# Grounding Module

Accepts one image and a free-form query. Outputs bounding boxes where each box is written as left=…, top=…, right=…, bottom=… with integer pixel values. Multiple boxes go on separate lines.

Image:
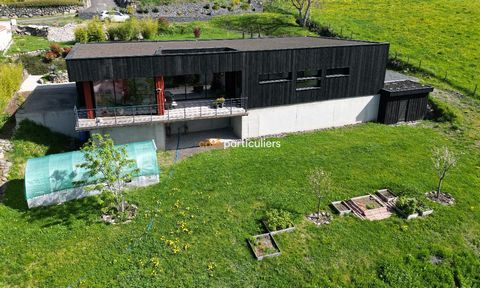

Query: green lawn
left=0, top=0, right=82, bottom=7
left=275, top=0, right=480, bottom=95
left=1, top=119, right=480, bottom=287
left=6, top=35, right=56, bottom=55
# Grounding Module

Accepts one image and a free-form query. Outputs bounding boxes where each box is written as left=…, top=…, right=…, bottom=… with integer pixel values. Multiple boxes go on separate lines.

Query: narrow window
left=259, top=72, right=292, bottom=84
left=296, top=69, right=321, bottom=79
left=326, top=67, right=350, bottom=78
left=296, top=69, right=321, bottom=91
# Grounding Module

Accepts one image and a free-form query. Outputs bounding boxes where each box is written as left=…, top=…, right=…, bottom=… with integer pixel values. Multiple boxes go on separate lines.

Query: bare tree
left=290, top=0, right=318, bottom=26
left=432, top=146, right=457, bottom=198
left=309, top=168, right=332, bottom=217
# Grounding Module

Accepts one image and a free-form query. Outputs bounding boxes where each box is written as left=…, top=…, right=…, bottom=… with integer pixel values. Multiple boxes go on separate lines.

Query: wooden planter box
left=375, top=189, right=397, bottom=204
left=331, top=201, right=352, bottom=216
left=262, top=220, right=296, bottom=235
left=248, top=233, right=281, bottom=261
left=418, top=207, right=434, bottom=217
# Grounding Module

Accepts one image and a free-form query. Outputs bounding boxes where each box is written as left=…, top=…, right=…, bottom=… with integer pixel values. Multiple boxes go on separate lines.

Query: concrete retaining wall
left=16, top=109, right=78, bottom=138
left=237, top=95, right=380, bottom=139
left=92, top=123, right=166, bottom=150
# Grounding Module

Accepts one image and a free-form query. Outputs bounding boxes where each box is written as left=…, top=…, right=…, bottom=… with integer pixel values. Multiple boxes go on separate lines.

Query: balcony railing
left=74, top=97, right=248, bottom=130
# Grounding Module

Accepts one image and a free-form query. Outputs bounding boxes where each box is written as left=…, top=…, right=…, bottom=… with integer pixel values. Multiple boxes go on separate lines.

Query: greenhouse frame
left=25, top=140, right=160, bottom=208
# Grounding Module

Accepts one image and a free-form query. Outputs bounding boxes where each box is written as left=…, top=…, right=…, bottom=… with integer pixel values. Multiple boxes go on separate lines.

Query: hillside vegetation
left=277, top=0, right=480, bottom=95
left=0, top=63, right=23, bottom=113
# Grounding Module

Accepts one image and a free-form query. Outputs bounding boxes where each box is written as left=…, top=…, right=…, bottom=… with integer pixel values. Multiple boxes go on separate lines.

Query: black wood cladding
left=67, top=44, right=389, bottom=108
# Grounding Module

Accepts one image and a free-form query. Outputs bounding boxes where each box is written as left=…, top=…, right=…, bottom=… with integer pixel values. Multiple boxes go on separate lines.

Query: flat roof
left=67, top=36, right=386, bottom=60
left=382, top=80, right=434, bottom=97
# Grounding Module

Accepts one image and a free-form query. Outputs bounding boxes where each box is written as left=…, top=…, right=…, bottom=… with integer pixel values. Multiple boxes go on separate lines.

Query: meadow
left=282, top=0, right=480, bottom=95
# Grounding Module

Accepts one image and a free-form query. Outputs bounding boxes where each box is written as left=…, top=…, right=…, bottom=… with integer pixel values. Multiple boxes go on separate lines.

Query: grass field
left=1, top=119, right=480, bottom=287
left=276, top=0, right=480, bottom=96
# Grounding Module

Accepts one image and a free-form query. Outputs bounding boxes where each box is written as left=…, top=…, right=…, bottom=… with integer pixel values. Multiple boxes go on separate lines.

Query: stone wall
left=0, top=5, right=79, bottom=18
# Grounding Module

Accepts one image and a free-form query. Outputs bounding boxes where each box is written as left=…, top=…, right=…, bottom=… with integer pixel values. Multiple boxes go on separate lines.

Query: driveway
left=80, top=0, right=118, bottom=18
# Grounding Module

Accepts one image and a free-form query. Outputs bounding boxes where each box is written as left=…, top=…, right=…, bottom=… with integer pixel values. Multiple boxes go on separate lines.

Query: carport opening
left=165, top=118, right=241, bottom=150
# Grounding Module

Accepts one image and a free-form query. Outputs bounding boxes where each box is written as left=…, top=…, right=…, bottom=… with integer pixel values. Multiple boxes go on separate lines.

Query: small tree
left=309, top=168, right=332, bottom=217
left=78, top=134, right=139, bottom=215
left=432, top=146, right=457, bottom=198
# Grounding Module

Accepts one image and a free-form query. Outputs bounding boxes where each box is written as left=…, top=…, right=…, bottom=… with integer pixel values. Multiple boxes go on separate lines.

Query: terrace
left=74, top=97, right=248, bottom=130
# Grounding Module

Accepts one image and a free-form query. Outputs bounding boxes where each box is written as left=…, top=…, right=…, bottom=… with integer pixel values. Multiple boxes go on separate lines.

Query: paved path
left=18, top=75, right=42, bottom=93
left=82, top=0, right=118, bottom=14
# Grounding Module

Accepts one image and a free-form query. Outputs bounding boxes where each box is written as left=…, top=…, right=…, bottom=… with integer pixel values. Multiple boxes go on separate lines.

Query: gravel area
left=47, top=23, right=77, bottom=42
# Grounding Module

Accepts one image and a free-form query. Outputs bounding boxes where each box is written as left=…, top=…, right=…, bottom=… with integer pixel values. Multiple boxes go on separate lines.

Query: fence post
left=474, top=84, right=478, bottom=97
left=350, top=31, right=353, bottom=39
left=114, top=107, right=117, bottom=125
left=419, top=60, right=422, bottom=70
left=444, top=71, right=448, bottom=81
left=407, top=55, right=410, bottom=66
left=340, top=27, right=343, bottom=35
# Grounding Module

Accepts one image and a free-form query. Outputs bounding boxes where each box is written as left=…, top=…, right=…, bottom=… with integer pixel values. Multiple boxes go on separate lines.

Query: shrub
left=43, top=51, right=56, bottom=63
left=141, top=17, right=159, bottom=40
left=240, top=2, right=250, bottom=10
left=396, top=196, right=418, bottom=215
left=107, top=25, right=119, bottom=41
left=212, top=3, right=219, bottom=10
left=231, top=0, right=240, bottom=6
left=0, top=63, right=23, bottom=113
left=49, top=43, right=62, bottom=57
left=87, top=17, right=106, bottom=42
left=264, top=209, right=295, bottom=231
left=126, top=4, right=135, bottom=14
left=157, top=17, right=170, bottom=33
left=74, top=26, right=88, bottom=43
left=192, top=26, right=201, bottom=38
left=62, top=47, right=72, bottom=57
left=116, top=18, right=141, bottom=41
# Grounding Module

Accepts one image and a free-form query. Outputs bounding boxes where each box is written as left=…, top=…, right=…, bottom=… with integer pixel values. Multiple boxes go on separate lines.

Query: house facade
left=66, top=37, right=390, bottom=149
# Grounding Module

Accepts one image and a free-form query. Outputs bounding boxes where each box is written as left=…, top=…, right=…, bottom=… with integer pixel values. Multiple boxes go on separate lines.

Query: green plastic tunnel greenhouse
left=25, top=140, right=160, bottom=208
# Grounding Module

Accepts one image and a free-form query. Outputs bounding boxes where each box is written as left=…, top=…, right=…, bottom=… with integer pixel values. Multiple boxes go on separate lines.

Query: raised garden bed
left=375, top=189, right=397, bottom=204
left=395, top=208, right=419, bottom=220
left=331, top=201, right=351, bottom=216
left=248, top=233, right=281, bottom=260
left=426, top=191, right=455, bottom=205
left=262, top=220, right=295, bottom=235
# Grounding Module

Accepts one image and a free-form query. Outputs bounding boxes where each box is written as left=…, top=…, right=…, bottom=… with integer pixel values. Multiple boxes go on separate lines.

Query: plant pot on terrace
left=212, top=97, right=225, bottom=108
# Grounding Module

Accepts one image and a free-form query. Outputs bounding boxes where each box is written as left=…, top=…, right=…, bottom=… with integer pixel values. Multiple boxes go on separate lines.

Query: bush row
left=74, top=17, right=170, bottom=43
left=0, top=63, right=23, bottom=113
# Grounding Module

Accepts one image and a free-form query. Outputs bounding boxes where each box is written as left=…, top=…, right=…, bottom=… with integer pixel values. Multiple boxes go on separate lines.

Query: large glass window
left=326, top=67, right=350, bottom=77
left=93, top=78, right=155, bottom=107
left=258, top=72, right=292, bottom=84
left=164, top=73, right=228, bottom=100
left=93, top=80, right=115, bottom=106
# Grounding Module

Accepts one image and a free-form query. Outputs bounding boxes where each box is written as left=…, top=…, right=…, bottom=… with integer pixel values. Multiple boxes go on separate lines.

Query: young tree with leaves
left=78, top=134, right=139, bottom=215
left=432, top=146, right=457, bottom=198
left=309, top=168, right=332, bottom=217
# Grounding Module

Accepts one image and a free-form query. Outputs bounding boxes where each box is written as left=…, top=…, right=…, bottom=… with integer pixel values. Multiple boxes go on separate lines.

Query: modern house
left=65, top=36, right=396, bottom=150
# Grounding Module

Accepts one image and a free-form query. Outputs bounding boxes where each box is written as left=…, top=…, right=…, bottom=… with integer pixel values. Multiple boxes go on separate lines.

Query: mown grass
left=1, top=120, right=480, bottom=287
left=7, top=35, right=51, bottom=55
left=274, top=0, right=480, bottom=96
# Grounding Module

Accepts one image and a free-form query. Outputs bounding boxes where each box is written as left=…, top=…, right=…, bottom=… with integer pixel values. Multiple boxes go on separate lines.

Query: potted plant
left=417, top=202, right=434, bottom=217
left=215, top=97, right=225, bottom=108
left=395, top=196, right=419, bottom=219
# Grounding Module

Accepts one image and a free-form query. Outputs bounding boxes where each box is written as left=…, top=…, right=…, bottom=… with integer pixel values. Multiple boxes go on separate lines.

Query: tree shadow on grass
left=2, top=178, right=102, bottom=228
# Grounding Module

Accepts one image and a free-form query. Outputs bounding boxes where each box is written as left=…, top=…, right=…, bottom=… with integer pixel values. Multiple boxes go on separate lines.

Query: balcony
left=74, top=97, right=248, bottom=130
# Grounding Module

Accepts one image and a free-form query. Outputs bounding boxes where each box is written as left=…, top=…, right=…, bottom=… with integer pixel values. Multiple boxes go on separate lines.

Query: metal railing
left=74, top=97, right=248, bottom=129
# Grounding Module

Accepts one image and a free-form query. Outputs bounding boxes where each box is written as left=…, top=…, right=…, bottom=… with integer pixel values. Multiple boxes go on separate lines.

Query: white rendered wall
left=239, top=95, right=380, bottom=139
left=0, top=22, right=12, bottom=51
left=92, top=123, right=166, bottom=150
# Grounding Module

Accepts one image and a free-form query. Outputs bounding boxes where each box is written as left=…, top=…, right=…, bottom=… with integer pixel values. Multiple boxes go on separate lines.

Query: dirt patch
left=425, top=191, right=455, bottom=205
